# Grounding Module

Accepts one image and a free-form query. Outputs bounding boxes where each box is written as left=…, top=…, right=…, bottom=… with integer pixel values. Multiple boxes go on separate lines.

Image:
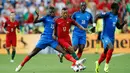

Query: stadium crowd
left=0, top=0, right=130, bottom=34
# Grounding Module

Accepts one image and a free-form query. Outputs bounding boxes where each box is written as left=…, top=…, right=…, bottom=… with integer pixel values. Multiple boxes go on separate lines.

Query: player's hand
left=5, top=31, right=9, bottom=34
left=52, top=35, right=58, bottom=40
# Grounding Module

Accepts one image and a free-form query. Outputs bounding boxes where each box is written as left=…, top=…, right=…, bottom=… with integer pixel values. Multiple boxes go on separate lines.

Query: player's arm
left=116, top=20, right=127, bottom=29
left=72, top=19, right=86, bottom=31
left=52, top=20, right=58, bottom=40
left=52, top=24, right=58, bottom=40
left=2, top=22, right=8, bottom=34
left=33, top=10, right=43, bottom=23
left=16, top=21, right=20, bottom=33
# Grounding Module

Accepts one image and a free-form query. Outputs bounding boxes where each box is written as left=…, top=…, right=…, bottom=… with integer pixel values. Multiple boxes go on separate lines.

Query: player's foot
left=76, top=58, right=86, bottom=65
left=71, top=65, right=80, bottom=72
left=95, top=61, right=100, bottom=73
left=15, top=65, right=23, bottom=72
left=104, top=63, right=109, bottom=73
left=10, top=60, right=14, bottom=63
left=58, top=53, right=63, bottom=63
left=79, top=64, right=86, bottom=71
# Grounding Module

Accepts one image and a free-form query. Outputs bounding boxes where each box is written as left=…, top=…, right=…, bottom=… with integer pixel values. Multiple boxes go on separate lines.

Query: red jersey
left=4, top=20, right=19, bottom=35
left=55, top=17, right=77, bottom=38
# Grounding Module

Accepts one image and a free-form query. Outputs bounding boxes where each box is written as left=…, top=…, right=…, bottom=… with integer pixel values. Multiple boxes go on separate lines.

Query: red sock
left=106, top=49, right=113, bottom=64
left=98, top=52, right=106, bottom=65
left=77, top=52, right=82, bottom=59
left=64, top=54, right=76, bottom=63
left=21, top=56, right=31, bottom=66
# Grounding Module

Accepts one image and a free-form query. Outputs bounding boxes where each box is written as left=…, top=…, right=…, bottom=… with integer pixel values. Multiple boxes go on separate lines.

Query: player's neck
left=10, top=19, right=15, bottom=22
left=62, top=16, right=67, bottom=19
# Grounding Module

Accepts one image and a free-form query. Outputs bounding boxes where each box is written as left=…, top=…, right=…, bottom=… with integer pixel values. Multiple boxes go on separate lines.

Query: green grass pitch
left=0, top=54, right=130, bottom=73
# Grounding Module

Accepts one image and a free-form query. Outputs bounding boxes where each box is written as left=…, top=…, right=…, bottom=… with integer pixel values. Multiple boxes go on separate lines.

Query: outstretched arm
left=33, top=10, right=43, bottom=23
left=72, top=19, right=86, bottom=31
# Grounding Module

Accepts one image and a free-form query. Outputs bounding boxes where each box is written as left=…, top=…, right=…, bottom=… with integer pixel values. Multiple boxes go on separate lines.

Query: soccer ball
left=71, top=65, right=80, bottom=72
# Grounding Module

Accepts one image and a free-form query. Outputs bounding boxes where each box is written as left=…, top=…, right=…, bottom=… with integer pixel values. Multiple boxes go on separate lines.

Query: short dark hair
left=62, top=7, right=68, bottom=10
left=111, top=2, right=119, bottom=10
left=49, top=6, right=55, bottom=10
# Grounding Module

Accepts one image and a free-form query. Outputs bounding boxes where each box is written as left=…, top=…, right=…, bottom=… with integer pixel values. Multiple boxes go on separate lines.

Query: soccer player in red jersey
left=2, top=12, right=20, bottom=62
left=54, top=7, right=87, bottom=70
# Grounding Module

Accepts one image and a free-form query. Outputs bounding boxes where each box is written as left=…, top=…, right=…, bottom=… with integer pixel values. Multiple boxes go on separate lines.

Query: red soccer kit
left=4, top=20, right=19, bottom=47
left=55, top=17, right=78, bottom=49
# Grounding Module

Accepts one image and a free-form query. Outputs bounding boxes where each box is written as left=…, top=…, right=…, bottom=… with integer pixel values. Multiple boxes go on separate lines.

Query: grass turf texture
left=0, top=54, right=129, bottom=73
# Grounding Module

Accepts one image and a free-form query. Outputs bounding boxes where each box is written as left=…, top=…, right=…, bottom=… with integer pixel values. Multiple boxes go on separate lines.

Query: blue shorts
left=101, top=36, right=114, bottom=49
left=72, top=32, right=86, bottom=46
left=36, top=36, right=58, bottom=49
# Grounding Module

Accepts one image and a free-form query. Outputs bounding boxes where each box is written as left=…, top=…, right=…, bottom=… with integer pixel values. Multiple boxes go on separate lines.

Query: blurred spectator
left=97, top=0, right=112, bottom=12
left=55, top=0, right=66, bottom=15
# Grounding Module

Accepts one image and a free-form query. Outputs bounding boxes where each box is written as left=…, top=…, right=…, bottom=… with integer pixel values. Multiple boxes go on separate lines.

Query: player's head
left=48, top=6, right=55, bottom=16
left=80, top=2, right=86, bottom=13
left=10, top=12, right=15, bottom=20
left=111, top=2, right=119, bottom=15
left=61, top=7, right=68, bottom=19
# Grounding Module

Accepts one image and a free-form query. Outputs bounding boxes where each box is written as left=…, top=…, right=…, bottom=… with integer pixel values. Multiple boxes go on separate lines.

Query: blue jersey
left=72, top=11, right=93, bottom=35
left=100, top=12, right=118, bottom=40
left=39, top=15, right=55, bottom=39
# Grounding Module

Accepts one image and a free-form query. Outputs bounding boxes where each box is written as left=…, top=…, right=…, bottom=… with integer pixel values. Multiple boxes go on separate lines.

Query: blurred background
left=0, top=0, right=130, bottom=54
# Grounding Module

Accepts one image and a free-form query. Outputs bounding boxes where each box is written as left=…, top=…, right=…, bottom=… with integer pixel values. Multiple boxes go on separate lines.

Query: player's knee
left=68, top=46, right=75, bottom=53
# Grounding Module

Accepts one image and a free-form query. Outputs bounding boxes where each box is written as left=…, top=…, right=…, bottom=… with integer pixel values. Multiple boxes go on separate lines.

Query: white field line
left=112, top=53, right=125, bottom=57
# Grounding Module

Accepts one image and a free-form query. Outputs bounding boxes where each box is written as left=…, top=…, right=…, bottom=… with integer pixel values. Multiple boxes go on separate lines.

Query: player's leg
left=11, top=36, right=17, bottom=62
left=58, top=39, right=79, bottom=60
left=5, top=36, right=11, bottom=55
left=15, top=39, right=46, bottom=72
left=77, top=35, right=86, bottom=59
left=72, top=33, right=79, bottom=52
left=95, top=37, right=108, bottom=73
left=95, top=32, right=101, bottom=54
left=104, top=41, right=114, bottom=73
left=15, top=47, right=42, bottom=72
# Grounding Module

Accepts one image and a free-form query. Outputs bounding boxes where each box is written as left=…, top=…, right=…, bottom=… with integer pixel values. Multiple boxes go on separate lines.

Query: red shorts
left=6, top=34, right=17, bottom=47
left=58, top=36, right=72, bottom=49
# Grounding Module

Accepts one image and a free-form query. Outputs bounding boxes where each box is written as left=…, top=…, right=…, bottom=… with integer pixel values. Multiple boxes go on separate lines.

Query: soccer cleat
left=95, top=61, right=100, bottom=73
left=15, top=65, right=23, bottom=72
left=75, top=58, right=86, bottom=65
left=10, top=60, right=14, bottom=63
left=79, top=64, right=86, bottom=70
left=104, top=63, right=109, bottom=73
left=71, top=65, right=80, bottom=72
left=57, top=53, right=63, bottom=63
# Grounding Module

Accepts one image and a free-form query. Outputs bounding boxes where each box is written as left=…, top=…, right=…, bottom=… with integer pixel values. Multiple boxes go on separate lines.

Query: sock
left=64, top=54, right=76, bottom=63
left=72, top=52, right=79, bottom=60
left=11, top=50, right=16, bottom=60
left=96, top=44, right=100, bottom=52
left=77, top=52, right=82, bottom=59
left=106, top=49, right=113, bottom=64
left=21, top=56, right=31, bottom=66
left=98, top=52, right=106, bottom=65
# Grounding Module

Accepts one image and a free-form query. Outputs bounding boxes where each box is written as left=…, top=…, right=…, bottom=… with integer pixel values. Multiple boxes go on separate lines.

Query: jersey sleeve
left=71, top=12, right=76, bottom=20
left=39, top=16, right=46, bottom=22
left=99, top=12, right=110, bottom=18
left=89, top=13, right=93, bottom=24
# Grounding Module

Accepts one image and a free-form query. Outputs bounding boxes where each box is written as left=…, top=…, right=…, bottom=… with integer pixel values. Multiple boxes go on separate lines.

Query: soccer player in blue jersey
left=71, top=2, right=93, bottom=59
left=15, top=7, right=86, bottom=72
left=95, top=3, right=127, bottom=73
